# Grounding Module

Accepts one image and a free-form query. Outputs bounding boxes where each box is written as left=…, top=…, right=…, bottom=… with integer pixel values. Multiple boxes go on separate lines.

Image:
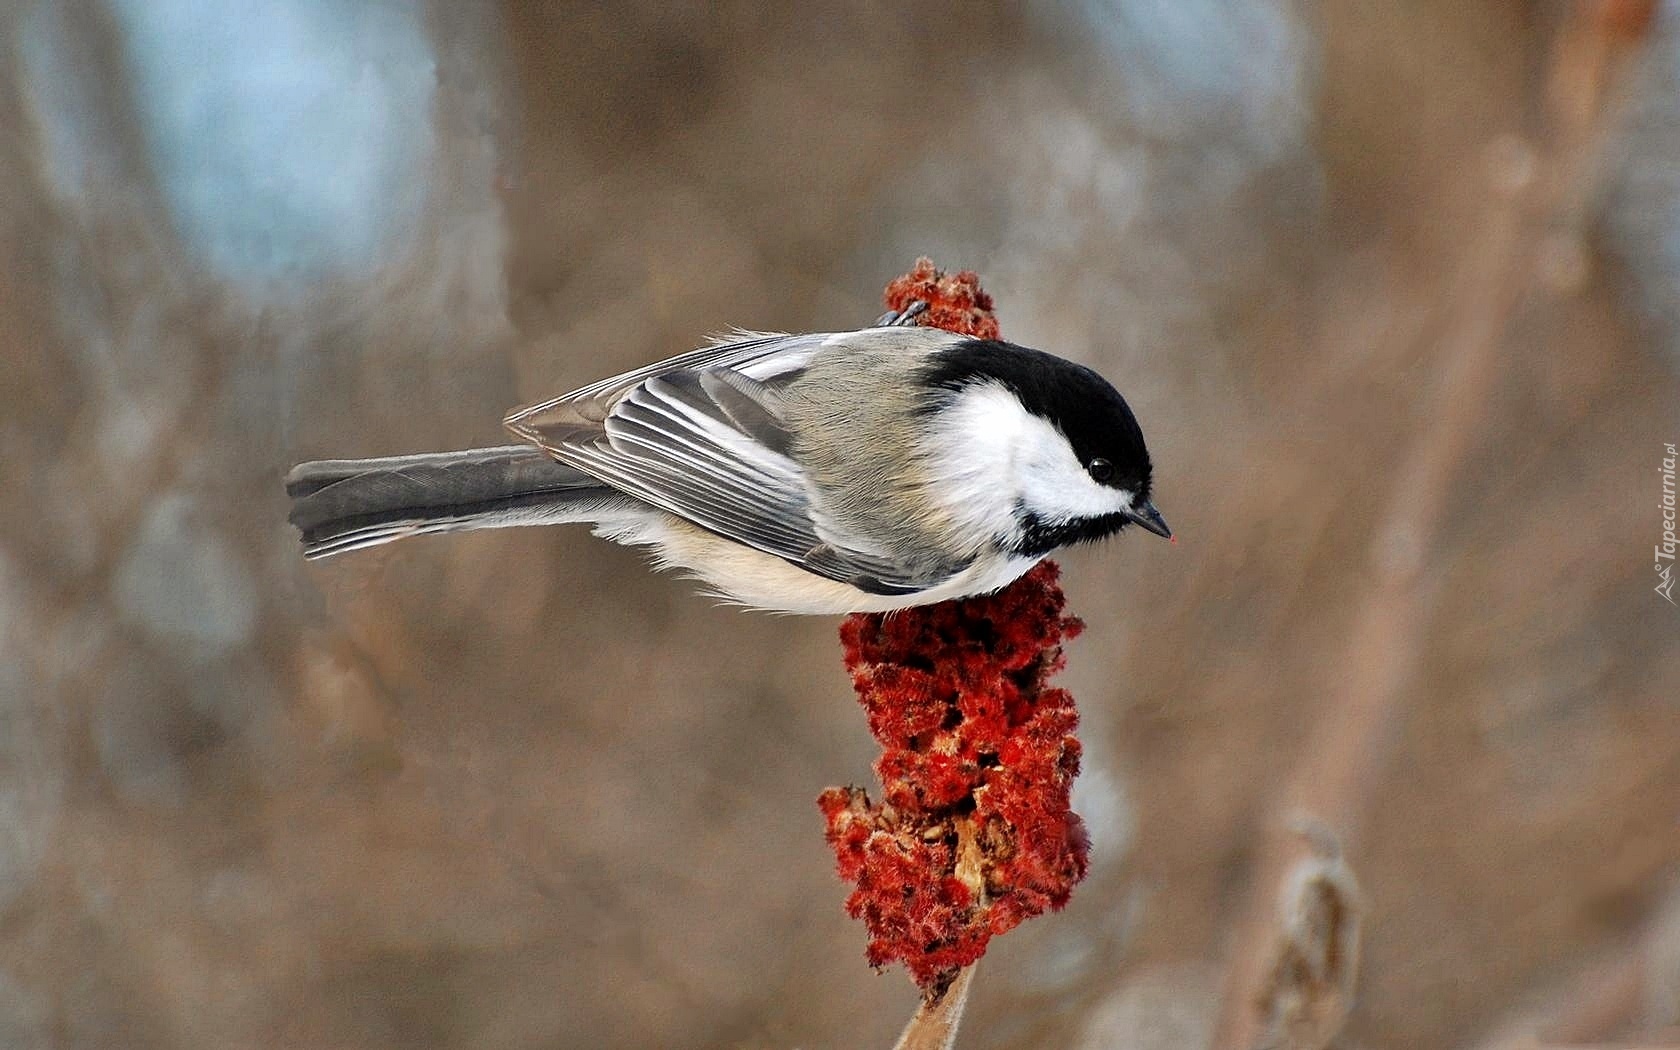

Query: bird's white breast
left=589, top=507, right=1042, bottom=614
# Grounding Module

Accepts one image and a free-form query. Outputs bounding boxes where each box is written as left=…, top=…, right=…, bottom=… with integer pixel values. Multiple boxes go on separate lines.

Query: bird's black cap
left=918, top=338, right=1154, bottom=498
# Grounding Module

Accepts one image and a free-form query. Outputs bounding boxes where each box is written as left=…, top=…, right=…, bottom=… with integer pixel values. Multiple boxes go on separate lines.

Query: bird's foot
left=875, top=300, right=930, bottom=327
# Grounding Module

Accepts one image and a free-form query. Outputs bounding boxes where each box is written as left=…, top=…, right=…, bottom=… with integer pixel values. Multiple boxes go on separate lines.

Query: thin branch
left=894, top=965, right=978, bottom=1050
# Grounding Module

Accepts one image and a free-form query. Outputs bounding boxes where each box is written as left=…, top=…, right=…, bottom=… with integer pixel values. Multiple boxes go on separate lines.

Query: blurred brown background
left=3, top=2, right=1679, bottom=1048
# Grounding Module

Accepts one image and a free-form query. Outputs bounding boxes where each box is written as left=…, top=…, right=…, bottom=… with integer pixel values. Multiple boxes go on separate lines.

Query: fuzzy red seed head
left=823, top=557, right=1089, bottom=991
left=819, top=263, right=1093, bottom=996
left=882, top=257, right=1001, bottom=341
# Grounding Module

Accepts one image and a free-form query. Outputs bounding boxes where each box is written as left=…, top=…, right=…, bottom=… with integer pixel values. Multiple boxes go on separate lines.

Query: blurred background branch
left=1211, top=5, right=1659, bottom=1048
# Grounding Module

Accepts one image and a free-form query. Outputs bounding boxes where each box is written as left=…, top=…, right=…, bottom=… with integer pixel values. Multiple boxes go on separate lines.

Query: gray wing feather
left=506, top=332, right=820, bottom=429
left=503, top=332, right=956, bottom=594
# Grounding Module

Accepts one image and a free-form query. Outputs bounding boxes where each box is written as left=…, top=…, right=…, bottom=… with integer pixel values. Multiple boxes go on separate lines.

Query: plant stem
left=893, top=965, right=977, bottom=1050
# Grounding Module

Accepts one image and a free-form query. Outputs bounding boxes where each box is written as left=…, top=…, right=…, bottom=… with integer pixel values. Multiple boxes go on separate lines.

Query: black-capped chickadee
left=286, top=318, right=1169, bottom=614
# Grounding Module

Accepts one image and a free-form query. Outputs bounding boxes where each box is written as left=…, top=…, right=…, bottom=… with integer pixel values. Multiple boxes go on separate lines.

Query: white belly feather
left=591, top=510, right=1040, bottom=615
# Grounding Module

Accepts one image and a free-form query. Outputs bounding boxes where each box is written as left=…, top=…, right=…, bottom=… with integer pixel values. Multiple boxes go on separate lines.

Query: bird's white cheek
left=920, top=381, right=1131, bottom=538
left=918, top=384, right=1033, bottom=539
left=1014, top=419, right=1131, bottom=522
left=1017, top=470, right=1130, bottom=522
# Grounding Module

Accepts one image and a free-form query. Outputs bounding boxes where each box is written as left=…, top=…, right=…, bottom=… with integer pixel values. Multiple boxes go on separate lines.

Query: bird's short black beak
left=1124, top=500, right=1172, bottom=539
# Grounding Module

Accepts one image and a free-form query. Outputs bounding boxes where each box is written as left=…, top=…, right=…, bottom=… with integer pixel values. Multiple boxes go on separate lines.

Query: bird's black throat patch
left=1007, top=506, right=1129, bottom=558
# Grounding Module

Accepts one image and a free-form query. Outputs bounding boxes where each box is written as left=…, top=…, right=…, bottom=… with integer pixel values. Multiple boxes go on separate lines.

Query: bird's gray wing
left=503, top=335, right=964, bottom=595
left=505, top=331, right=822, bottom=427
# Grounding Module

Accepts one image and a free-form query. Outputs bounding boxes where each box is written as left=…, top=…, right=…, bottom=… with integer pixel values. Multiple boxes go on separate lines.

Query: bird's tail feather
left=286, top=445, right=619, bottom=559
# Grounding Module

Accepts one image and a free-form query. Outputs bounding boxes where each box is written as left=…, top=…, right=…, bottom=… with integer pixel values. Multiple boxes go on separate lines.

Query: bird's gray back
left=781, top=328, right=977, bottom=576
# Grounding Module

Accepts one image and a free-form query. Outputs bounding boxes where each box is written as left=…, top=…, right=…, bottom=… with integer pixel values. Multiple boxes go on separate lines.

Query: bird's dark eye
left=1087, top=458, right=1115, bottom=484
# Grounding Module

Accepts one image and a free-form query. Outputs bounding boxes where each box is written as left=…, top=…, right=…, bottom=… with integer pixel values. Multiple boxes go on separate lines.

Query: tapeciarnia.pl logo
left=1659, top=442, right=1677, bottom=605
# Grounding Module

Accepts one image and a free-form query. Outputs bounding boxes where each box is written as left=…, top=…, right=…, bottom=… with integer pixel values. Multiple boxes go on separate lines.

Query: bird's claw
left=876, top=300, right=930, bottom=327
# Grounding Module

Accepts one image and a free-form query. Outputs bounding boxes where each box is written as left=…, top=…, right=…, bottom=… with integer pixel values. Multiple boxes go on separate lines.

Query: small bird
left=286, top=312, right=1169, bottom=614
